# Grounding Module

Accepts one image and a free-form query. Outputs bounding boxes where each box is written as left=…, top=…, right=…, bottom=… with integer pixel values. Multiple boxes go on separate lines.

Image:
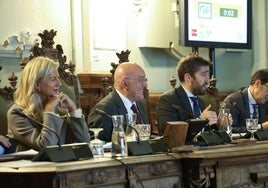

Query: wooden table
left=0, top=153, right=182, bottom=188
left=178, top=140, right=268, bottom=187
left=2, top=140, right=268, bottom=187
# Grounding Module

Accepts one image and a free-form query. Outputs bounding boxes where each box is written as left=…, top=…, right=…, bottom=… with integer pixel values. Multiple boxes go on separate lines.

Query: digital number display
left=220, top=8, right=238, bottom=17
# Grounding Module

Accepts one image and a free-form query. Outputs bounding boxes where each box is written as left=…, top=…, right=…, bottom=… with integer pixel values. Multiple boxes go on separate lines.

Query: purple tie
left=131, top=104, right=142, bottom=124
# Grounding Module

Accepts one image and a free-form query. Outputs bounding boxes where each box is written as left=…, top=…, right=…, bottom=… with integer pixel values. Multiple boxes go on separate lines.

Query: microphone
left=95, top=108, right=168, bottom=156
left=12, top=109, right=62, bottom=150
left=230, top=101, right=253, bottom=117
left=95, top=108, right=141, bottom=143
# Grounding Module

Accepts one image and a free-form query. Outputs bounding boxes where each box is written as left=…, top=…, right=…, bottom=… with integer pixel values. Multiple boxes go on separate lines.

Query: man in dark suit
left=223, top=69, right=268, bottom=132
left=156, top=54, right=218, bottom=136
left=88, top=62, right=148, bottom=142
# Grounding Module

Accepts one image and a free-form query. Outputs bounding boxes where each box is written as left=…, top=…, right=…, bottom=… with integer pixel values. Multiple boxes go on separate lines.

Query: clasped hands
left=45, top=92, right=77, bottom=113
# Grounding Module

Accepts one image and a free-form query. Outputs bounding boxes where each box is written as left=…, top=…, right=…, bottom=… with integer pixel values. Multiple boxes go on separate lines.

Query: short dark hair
left=250, top=69, right=268, bottom=85
left=177, top=54, right=211, bottom=82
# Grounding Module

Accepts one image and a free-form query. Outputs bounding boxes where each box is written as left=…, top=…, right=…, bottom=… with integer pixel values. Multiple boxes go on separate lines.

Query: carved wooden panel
left=77, top=72, right=112, bottom=121
left=54, top=166, right=126, bottom=187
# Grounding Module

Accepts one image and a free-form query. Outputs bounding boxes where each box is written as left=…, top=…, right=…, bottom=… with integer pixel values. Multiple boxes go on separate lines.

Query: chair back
left=0, top=96, right=14, bottom=134
left=0, top=72, right=17, bottom=135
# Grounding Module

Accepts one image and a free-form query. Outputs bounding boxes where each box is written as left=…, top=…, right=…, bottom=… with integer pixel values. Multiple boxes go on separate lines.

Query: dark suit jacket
left=156, top=85, right=205, bottom=136
left=223, top=87, right=267, bottom=130
left=87, top=89, right=148, bottom=142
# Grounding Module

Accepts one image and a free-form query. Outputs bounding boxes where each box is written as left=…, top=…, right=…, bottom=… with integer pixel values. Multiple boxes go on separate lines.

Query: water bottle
left=111, top=115, right=128, bottom=157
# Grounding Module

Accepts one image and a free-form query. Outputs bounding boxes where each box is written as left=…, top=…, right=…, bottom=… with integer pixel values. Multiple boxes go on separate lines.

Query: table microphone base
left=32, top=143, right=93, bottom=162
left=127, top=139, right=168, bottom=156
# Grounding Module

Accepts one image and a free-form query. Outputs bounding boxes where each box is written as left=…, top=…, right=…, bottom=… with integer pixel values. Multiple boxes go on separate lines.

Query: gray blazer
left=7, top=104, right=90, bottom=152
left=156, top=85, right=205, bottom=135
left=87, top=89, right=148, bottom=142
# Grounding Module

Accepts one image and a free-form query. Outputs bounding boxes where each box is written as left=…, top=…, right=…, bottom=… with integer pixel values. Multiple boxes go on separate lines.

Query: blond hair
left=14, top=56, right=59, bottom=121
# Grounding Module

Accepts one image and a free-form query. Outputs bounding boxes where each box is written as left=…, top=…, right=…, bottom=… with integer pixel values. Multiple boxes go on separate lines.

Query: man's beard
left=192, top=84, right=207, bottom=95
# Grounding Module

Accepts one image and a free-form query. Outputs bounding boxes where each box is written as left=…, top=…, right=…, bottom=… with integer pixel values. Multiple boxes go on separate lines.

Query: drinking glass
left=125, top=113, right=137, bottom=142
left=246, top=118, right=259, bottom=140
left=136, top=124, right=151, bottom=140
left=90, top=128, right=104, bottom=157
left=219, top=108, right=232, bottom=136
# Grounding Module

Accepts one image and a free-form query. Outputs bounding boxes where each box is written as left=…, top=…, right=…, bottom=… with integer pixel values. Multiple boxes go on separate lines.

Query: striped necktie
left=131, top=104, right=142, bottom=124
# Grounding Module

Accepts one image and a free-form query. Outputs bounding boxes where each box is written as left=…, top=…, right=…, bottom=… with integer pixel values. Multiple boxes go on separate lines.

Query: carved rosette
left=86, top=170, right=108, bottom=185
left=0, top=70, right=17, bottom=100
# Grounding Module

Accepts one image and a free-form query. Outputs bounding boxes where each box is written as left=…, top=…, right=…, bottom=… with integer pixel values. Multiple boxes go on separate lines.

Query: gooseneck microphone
left=95, top=108, right=141, bottom=143
left=12, top=109, right=62, bottom=150
left=230, top=101, right=253, bottom=117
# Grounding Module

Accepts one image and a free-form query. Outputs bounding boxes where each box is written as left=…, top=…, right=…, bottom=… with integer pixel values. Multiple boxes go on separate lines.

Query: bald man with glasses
left=87, top=62, right=149, bottom=142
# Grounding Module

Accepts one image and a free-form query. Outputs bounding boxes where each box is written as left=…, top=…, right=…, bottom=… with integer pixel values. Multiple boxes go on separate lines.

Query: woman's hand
left=58, top=92, right=77, bottom=112
left=45, top=92, right=77, bottom=113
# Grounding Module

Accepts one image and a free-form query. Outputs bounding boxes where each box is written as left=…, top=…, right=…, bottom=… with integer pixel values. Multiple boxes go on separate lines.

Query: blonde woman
left=7, top=56, right=90, bottom=152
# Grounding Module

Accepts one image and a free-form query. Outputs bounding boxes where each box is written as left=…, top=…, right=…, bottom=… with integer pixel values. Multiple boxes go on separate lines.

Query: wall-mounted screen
left=179, top=0, right=252, bottom=49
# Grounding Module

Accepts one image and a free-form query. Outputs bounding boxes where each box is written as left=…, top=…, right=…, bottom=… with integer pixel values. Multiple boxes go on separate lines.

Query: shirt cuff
left=44, top=111, right=60, bottom=117
left=70, top=108, right=83, bottom=118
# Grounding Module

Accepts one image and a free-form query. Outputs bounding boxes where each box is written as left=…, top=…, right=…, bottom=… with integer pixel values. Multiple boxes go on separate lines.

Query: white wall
left=0, top=0, right=266, bottom=92
left=0, top=0, right=73, bottom=61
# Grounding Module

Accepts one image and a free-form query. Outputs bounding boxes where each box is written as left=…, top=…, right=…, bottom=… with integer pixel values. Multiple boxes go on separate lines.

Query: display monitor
left=179, top=0, right=252, bottom=49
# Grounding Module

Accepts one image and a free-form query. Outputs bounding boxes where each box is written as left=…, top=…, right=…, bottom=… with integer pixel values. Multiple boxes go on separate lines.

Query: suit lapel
left=112, top=90, right=128, bottom=115
left=176, top=86, right=195, bottom=118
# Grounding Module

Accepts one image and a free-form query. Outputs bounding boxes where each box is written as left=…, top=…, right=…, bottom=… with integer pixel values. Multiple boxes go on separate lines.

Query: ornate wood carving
left=86, top=170, right=108, bottom=184
left=149, top=162, right=167, bottom=176
left=110, top=49, right=131, bottom=76
left=102, top=49, right=131, bottom=94
left=0, top=70, right=17, bottom=100
left=169, top=76, right=177, bottom=89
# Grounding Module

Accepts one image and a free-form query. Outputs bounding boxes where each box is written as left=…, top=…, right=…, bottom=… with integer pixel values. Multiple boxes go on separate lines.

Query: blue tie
left=190, top=97, right=201, bottom=118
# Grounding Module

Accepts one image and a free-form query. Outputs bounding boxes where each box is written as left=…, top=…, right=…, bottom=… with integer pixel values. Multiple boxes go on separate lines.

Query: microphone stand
left=95, top=109, right=167, bottom=155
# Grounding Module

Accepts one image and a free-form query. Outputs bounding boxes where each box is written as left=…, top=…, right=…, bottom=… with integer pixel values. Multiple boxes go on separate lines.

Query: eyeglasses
left=125, top=77, right=148, bottom=84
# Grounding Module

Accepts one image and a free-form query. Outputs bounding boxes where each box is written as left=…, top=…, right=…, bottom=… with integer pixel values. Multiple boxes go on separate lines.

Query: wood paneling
left=78, top=72, right=112, bottom=121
